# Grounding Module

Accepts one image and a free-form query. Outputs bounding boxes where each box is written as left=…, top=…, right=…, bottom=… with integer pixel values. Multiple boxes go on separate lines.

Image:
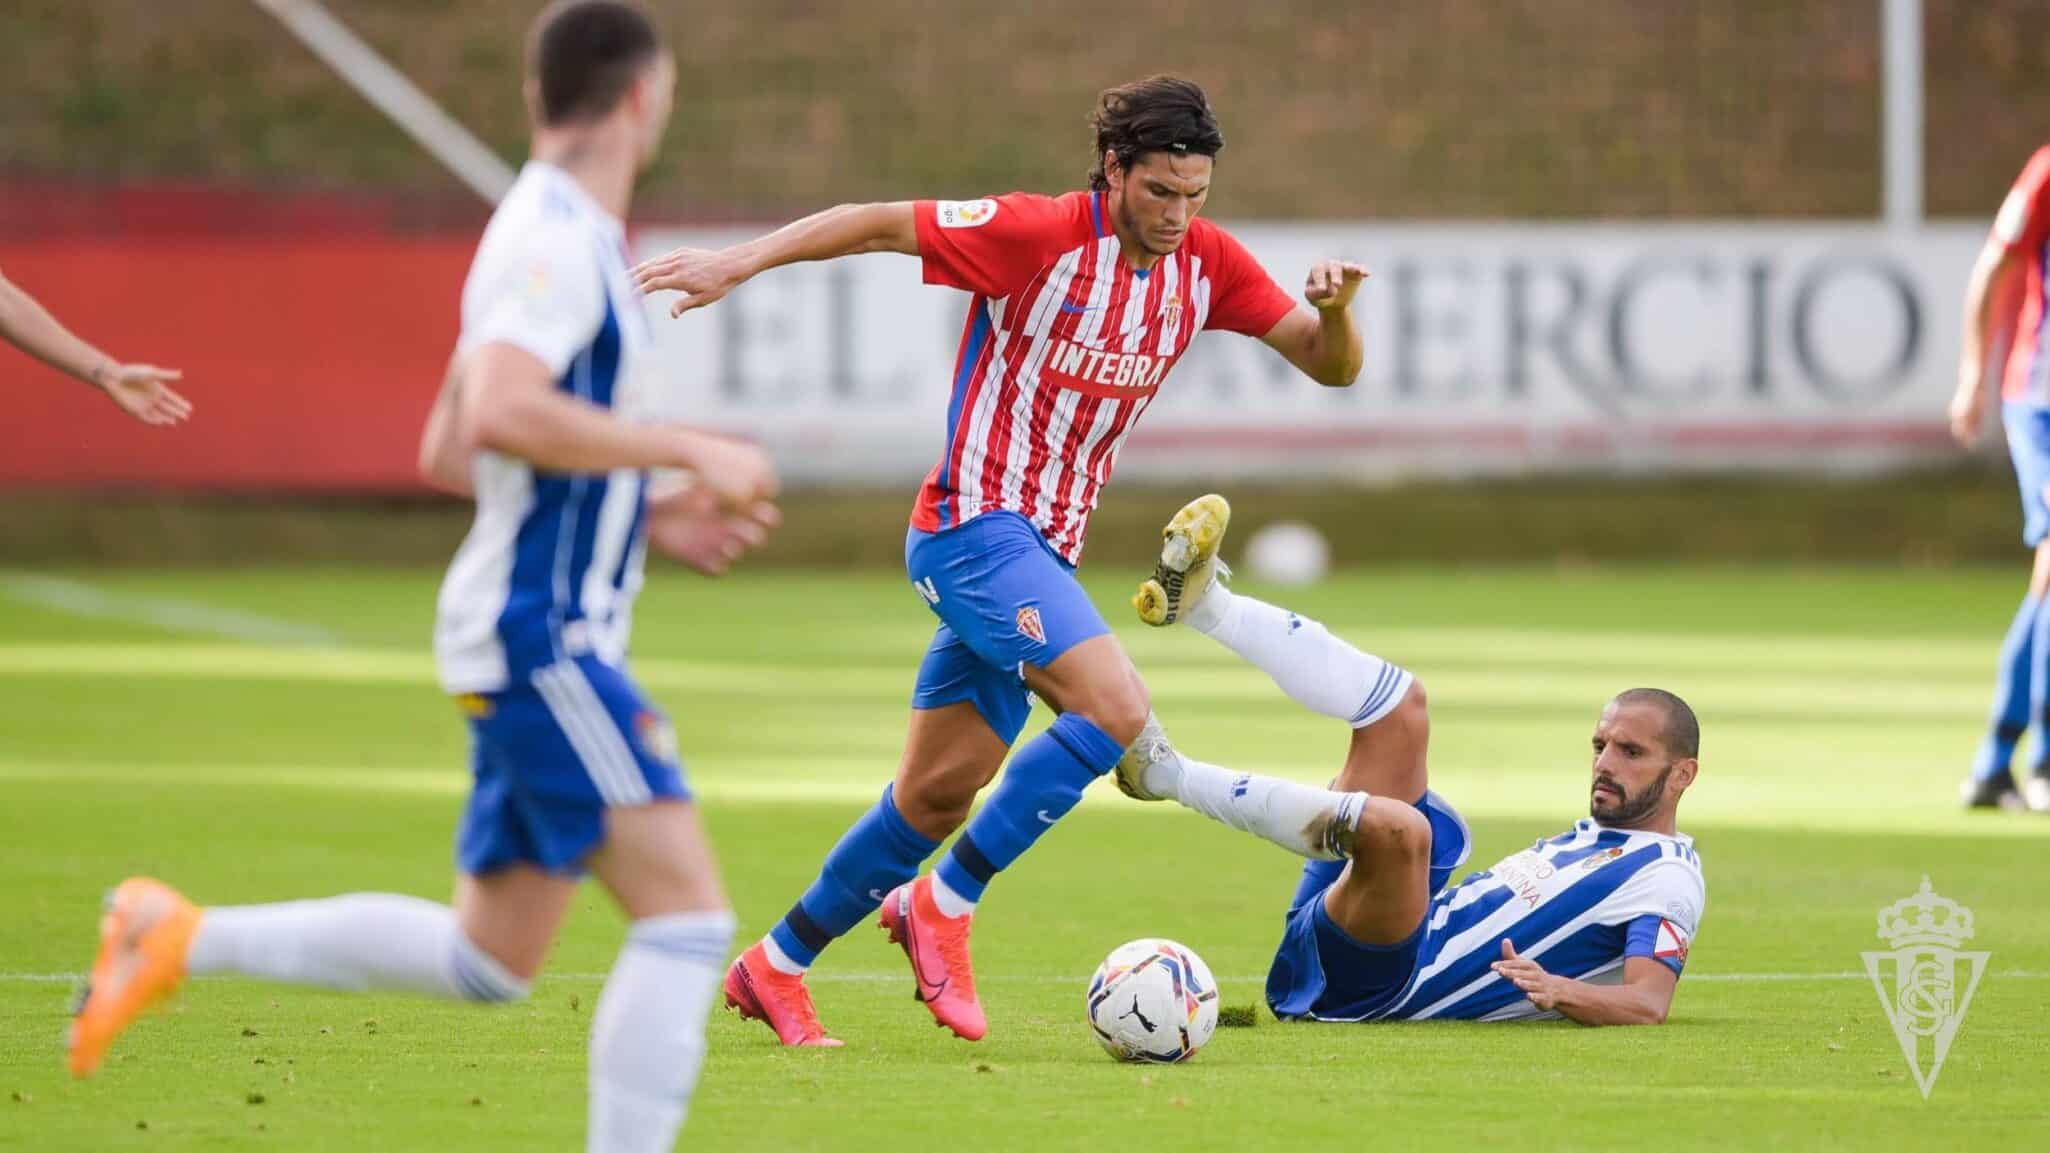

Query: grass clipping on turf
left=1216, top=1004, right=1260, bottom=1028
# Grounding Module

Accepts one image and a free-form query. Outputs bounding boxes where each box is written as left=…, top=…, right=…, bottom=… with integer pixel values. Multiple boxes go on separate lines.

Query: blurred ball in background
left=1243, top=521, right=1330, bottom=587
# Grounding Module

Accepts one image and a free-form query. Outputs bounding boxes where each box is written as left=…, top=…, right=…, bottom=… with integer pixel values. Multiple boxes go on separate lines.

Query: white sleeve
left=462, top=224, right=606, bottom=376
left=1603, top=858, right=1706, bottom=938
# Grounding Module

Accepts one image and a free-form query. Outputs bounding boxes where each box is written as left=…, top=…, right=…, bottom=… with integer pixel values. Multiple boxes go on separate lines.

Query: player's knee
left=453, top=933, right=533, bottom=1003
left=895, top=760, right=988, bottom=834
left=905, top=791, right=974, bottom=834
left=1354, top=797, right=1431, bottom=868
left=1360, top=675, right=1427, bottom=742
left=1392, top=677, right=1428, bottom=730
left=1080, top=674, right=1151, bottom=747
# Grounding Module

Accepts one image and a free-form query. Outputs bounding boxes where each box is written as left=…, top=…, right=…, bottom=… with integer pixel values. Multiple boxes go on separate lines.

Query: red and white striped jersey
left=1994, top=145, right=2050, bottom=404
left=909, top=191, right=1295, bottom=563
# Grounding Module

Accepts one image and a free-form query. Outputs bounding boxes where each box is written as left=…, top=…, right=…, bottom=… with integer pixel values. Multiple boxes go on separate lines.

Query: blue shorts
left=456, top=655, right=689, bottom=876
left=1265, top=790, right=1472, bottom=1021
left=905, top=510, right=1113, bottom=745
left=2005, top=402, right=2050, bottom=547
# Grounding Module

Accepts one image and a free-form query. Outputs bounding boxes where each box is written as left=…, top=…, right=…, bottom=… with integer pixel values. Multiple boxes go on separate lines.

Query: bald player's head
left=1588, top=689, right=1699, bottom=828
left=1611, top=687, right=1699, bottom=760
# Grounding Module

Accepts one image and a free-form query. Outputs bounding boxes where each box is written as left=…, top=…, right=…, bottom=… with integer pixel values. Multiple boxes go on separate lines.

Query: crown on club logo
left=1876, top=877, right=1973, bottom=949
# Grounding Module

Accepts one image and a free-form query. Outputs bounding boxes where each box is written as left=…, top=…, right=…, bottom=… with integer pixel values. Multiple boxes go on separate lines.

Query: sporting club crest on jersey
left=1862, top=878, right=1987, bottom=1099
left=937, top=198, right=999, bottom=229
left=1579, top=846, right=1627, bottom=870
left=1160, top=294, right=1184, bottom=323
left=1015, top=605, right=1046, bottom=644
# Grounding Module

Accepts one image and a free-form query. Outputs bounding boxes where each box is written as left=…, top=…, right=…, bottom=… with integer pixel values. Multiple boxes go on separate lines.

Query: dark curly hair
left=1087, top=75, right=1224, bottom=191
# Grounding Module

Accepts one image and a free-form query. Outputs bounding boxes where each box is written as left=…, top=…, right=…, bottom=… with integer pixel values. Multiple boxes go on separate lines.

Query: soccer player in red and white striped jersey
left=637, top=75, right=1367, bottom=1045
left=1953, top=144, right=2050, bottom=811
left=903, top=180, right=1300, bottom=561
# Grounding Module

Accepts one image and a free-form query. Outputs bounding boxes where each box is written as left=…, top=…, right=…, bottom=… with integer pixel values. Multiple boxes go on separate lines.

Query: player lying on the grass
left=1120, top=496, right=1706, bottom=1024
left=1, top=266, right=190, bottom=425
left=66, top=7, right=780, bottom=1152
left=635, top=76, right=1367, bottom=1046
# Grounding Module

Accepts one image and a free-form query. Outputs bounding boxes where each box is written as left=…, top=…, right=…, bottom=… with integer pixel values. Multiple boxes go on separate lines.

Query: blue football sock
left=2027, top=593, right=2050, bottom=776
left=934, top=713, right=1122, bottom=904
left=1972, top=593, right=2038, bottom=781
left=768, top=784, right=936, bottom=967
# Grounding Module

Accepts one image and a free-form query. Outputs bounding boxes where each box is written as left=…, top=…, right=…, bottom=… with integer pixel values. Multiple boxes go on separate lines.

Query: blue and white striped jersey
left=434, top=163, right=657, bottom=694
left=1380, top=820, right=1704, bottom=1022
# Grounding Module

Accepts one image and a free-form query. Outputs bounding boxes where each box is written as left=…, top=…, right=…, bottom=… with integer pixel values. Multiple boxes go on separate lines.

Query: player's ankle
left=759, top=935, right=809, bottom=976
left=1184, top=580, right=1234, bottom=635
left=1140, top=748, right=1185, bottom=800
left=929, top=872, right=978, bottom=919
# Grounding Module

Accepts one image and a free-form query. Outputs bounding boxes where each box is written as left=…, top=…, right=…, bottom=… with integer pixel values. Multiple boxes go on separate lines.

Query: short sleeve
left=1200, top=224, right=1297, bottom=337
left=914, top=193, right=1075, bottom=299
left=1993, top=147, right=2050, bottom=255
left=462, top=225, right=606, bottom=376
left=1612, top=857, right=1704, bottom=977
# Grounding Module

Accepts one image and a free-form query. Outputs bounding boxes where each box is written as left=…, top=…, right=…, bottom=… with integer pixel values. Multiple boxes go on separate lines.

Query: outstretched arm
left=0, top=267, right=190, bottom=425
left=1259, top=260, right=1367, bottom=388
left=634, top=202, right=919, bottom=316
left=1491, top=941, right=1678, bottom=1026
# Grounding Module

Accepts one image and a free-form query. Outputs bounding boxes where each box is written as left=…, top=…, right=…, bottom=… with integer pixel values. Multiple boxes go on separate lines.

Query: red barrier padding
left=2, top=235, right=472, bottom=491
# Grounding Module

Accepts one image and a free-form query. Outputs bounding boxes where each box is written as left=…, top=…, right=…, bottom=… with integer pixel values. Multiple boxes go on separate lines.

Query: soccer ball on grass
left=1084, top=938, right=1219, bottom=1063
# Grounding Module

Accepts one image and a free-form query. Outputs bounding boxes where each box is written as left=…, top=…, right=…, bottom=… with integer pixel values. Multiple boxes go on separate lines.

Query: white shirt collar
left=529, top=161, right=626, bottom=237
left=1577, top=817, right=1693, bottom=848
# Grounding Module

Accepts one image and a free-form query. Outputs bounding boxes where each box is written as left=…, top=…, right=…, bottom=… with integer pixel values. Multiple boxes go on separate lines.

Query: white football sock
left=929, top=873, right=977, bottom=918
left=1190, top=586, right=1412, bottom=728
left=759, top=934, right=807, bottom=975
left=588, top=910, right=736, bottom=1153
left=1129, top=716, right=1187, bottom=801
left=186, top=893, right=526, bottom=1001
left=1134, top=741, right=1365, bottom=862
left=1181, top=571, right=1235, bottom=634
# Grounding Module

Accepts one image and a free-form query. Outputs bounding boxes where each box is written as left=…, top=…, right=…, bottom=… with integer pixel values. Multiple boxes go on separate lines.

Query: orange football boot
left=878, top=875, right=987, bottom=1041
left=723, top=942, right=844, bottom=1047
left=67, top=878, right=201, bottom=1078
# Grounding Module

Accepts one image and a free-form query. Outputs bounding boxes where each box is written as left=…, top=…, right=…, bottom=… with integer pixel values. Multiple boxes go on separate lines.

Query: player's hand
left=644, top=482, right=781, bottom=576
left=1948, top=383, right=1988, bottom=449
left=632, top=246, right=753, bottom=318
left=1304, top=260, right=1368, bottom=313
left=1491, top=939, right=1563, bottom=1012
left=680, top=432, right=781, bottom=511
left=95, top=362, right=191, bottom=426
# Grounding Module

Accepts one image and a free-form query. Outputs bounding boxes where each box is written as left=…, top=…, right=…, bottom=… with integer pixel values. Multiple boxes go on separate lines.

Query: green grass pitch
left=2, top=565, right=2047, bottom=1151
